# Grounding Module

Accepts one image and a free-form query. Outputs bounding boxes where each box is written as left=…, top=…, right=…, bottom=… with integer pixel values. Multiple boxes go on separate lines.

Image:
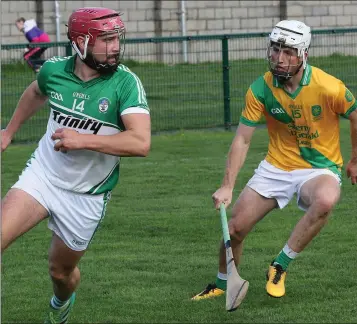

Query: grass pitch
left=2, top=121, right=357, bottom=323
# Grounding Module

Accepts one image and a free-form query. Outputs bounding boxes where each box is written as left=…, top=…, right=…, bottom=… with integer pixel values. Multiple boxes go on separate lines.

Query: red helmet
left=66, top=7, right=126, bottom=72
left=67, top=7, right=125, bottom=46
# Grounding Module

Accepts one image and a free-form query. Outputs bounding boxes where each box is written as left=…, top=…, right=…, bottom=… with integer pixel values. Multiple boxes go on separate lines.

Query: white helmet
left=267, top=20, right=311, bottom=79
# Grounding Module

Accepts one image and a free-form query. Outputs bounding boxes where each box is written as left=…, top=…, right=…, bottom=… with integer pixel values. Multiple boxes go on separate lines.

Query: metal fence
left=2, top=28, right=357, bottom=142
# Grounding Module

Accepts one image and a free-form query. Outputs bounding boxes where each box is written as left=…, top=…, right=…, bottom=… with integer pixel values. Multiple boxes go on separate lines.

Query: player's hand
left=346, top=158, right=357, bottom=185
left=51, top=128, right=82, bottom=153
left=212, top=186, right=233, bottom=209
left=1, top=129, right=13, bottom=152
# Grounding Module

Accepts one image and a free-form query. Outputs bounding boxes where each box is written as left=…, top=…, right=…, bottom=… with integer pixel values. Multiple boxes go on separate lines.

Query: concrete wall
left=2, top=1, right=357, bottom=63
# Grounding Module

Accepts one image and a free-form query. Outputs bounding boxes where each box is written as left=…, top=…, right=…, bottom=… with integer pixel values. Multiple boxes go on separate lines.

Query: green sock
left=273, top=250, right=293, bottom=271
left=215, top=277, right=227, bottom=291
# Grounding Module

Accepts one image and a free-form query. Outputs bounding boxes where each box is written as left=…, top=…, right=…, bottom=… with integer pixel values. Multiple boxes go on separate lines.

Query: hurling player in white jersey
left=1, top=7, right=150, bottom=324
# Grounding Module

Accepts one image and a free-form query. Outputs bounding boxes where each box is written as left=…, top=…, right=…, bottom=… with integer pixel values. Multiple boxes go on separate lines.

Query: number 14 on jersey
left=72, top=99, right=85, bottom=112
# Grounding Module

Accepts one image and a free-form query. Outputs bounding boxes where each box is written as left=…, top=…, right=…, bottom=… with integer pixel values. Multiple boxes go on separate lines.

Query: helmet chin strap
left=72, top=35, right=90, bottom=59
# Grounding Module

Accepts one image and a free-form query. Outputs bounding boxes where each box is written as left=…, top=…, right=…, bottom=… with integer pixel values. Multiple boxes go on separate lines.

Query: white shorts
left=247, top=160, right=341, bottom=211
left=12, top=157, right=111, bottom=251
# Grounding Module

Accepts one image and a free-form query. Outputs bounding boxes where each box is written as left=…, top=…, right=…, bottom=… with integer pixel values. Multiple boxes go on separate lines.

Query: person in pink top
left=15, top=17, right=51, bottom=73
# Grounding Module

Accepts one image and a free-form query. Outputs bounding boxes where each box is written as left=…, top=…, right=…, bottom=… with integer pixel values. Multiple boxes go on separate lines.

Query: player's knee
left=228, top=221, right=247, bottom=243
left=49, top=263, right=76, bottom=282
left=313, top=191, right=340, bottom=215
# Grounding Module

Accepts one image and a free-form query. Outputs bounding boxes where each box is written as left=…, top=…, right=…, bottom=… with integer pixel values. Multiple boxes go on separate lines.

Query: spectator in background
left=15, top=17, right=51, bottom=73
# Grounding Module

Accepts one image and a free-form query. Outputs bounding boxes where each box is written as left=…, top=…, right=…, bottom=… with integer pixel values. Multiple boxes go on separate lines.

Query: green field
left=2, top=54, right=357, bottom=142
left=2, top=121, right=357, bottom=323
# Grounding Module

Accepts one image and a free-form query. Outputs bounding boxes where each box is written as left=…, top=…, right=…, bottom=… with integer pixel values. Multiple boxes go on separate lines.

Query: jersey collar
left=65, top=55, right=76, bottom=73
left=273, top=64, right=312, bottom=88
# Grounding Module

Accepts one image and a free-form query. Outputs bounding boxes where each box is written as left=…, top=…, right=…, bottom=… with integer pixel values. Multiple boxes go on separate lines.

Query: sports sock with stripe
left=50, top=295, right=70, bottom=309
left=273, top=243, right=299, bottom=271
left=215, top=272, right=227, bottom=291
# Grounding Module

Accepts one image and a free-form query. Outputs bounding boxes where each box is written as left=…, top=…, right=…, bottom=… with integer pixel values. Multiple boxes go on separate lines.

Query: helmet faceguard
left=67, top=7, right=125, bottom=74
left=267, top=20, right=311, bottom=82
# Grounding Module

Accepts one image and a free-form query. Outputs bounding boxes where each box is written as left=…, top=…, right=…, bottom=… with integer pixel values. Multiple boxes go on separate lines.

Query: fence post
left=222, top=36, right=231, bottom=130
left=65, top=42, right=72, bottom=56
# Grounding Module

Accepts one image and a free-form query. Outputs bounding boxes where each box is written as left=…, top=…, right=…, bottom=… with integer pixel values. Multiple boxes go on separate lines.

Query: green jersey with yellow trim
left=33, top=55, right=149, bottom=194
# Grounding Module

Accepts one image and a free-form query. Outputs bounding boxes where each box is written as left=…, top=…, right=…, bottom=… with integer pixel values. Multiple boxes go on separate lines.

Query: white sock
left=217, top=272, right=227, bottom=281
left=282, top=243, right=299, bottom=259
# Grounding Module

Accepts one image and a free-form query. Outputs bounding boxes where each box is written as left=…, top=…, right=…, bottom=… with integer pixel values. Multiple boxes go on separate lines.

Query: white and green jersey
left=34, top=55, right=149, bottom=194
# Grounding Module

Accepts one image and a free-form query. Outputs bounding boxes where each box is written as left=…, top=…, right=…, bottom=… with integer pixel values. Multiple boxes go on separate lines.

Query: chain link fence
left=2, top=28, right=357, bottom=142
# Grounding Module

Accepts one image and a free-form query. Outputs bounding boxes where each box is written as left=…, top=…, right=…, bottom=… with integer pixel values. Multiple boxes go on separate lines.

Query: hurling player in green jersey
left=2, top=7, right=150, bottom=324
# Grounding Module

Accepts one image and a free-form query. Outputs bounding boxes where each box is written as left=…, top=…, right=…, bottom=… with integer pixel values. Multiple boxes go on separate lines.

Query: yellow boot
left=191, top=283, right=225, bottom=301
left=266, top=263, right=287, bottom=298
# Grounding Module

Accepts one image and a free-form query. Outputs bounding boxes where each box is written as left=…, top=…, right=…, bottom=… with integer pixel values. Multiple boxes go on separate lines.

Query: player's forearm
left=221, top=136, right=250, bottom=189
left=6, top=82, right=47, bottom=137
left=81, top=131, right=151, bottom=157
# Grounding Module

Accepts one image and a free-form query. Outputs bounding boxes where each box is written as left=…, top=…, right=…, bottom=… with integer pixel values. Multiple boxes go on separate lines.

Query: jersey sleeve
left=117, top=72, right=149, bottom=116
left=239, top=77, right=265, bottom=127
left=36, top=59, right=55, bottom=96
left=332, top=81, right=357, bottom=118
